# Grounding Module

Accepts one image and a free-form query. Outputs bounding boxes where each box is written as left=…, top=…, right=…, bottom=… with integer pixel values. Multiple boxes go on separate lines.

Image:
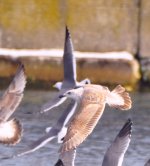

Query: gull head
left=59, top=87, right=84, bottom=101
left=53, top=82, right=62, bottom=90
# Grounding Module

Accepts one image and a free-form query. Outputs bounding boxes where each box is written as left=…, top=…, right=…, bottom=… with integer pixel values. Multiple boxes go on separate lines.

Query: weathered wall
left=0, top=51, right=140, bottom=90
left=140, top=0, right=150, bottom=58
left=66, top=0, right=138, bottom=53
left=0, top=0, right=65, bottom=48
left=0, top=0, right=139, bottom=54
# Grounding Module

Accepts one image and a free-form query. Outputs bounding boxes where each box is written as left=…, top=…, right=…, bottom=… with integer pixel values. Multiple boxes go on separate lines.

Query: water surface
left=0, top=91, right=149, bottom=166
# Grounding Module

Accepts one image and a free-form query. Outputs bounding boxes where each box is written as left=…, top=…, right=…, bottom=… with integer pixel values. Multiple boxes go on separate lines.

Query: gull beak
left=59, top=94, right=66, bottom=98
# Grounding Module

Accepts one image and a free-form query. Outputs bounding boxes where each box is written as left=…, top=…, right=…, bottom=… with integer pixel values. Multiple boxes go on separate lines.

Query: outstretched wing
left=62, top=26, right=76, bottom=89
left=102, top=119, right=132, bottom=166
left=40, top=90, right=67, bottom=113
left=0, top=64, right=26, bottom=121
left=59, top=103, right=105, bottom=152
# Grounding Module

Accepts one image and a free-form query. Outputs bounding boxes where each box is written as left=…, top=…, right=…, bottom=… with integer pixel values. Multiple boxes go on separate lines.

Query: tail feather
left=0, top=119, right=22, bottom=145
left=106, top=85, right=132, bottom=110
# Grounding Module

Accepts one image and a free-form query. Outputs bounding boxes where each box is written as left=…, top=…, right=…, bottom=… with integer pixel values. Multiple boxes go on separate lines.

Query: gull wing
left=54, top=159, right=64, bottom=166
left=0, top=64, right=26, bottom=121
left=7, top=128, right=58, bottom=158
left=62, top=26, right=76, bottom=89
left=4, top=101, right=77, bottom=158
left=58, top=100, right=77, bottom=127
left=59, top=103, right=105, bottom=152
left=55, top=149, right=76, bottom=166
left=102, top=119, right=132, bottom=166
left=145, top=159, right=150, bottom=166
left=40, top=91, right=67, bottom=113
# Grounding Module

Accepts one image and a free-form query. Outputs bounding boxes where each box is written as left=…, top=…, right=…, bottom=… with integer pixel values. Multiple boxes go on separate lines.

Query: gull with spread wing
left=59, top=84, right=132, bottom=153
left=41, top=26, right=90, bottom=113
left=102, top=119, right=132, bottom=166
left=0, top=64, right=26, bottom=145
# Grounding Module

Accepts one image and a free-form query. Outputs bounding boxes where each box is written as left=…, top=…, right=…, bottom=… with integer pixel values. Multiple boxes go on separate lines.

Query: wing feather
left=62, top=26, right=76, bottom=88
left=102, top=119, right=132, bottom=166
left=0, top=64, right=26, bottom=121
left=59, top=103, right=105, bottom=152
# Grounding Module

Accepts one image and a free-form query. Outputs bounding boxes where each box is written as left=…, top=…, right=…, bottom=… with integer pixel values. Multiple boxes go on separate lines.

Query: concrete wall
left=1, top=0, right=150, bottom=89
left=0, top=0, right=140, bottom=54
left=140, top=0, right=150, bottom=58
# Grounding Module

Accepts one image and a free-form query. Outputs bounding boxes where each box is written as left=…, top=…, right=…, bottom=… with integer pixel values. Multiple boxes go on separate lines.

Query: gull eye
left=67, top=92, right=71, bottom=95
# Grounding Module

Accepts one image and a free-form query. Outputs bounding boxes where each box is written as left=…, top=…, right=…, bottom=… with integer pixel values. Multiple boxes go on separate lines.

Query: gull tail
left=0, top=119, right=22, bottom=145
left=106, top=85, right=132, bottom=110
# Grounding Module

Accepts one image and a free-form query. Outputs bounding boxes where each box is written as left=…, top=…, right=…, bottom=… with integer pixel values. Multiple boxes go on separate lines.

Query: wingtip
left=0, top=118, right=22, bottom=145
left=65, top=26, right=70, bottom=37
left=14, top=62, right=27, bottom=92
left=118, top=119, right=133, bottom=138
left=17, top=62, right=25, bottom=72
left=15, top=62, right=26, bottom=80
left=54, top=159, right=64, bottom=166
left=20, top=63, right=25, bottom=72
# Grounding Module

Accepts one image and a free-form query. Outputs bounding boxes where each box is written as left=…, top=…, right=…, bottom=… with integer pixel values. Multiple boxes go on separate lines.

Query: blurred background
left=0, top=1, right=150, bottom=166
left=0, top=0, right=150, bottom=91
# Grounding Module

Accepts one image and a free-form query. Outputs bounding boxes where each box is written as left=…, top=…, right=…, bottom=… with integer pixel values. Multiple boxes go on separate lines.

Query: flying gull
left=102, top=119, right=132, bottom=166
left=0, top=64, right=26, bottom=145
left=59, top=84, right=132, bottom=153
left=41, top=26, right=90, bottom=113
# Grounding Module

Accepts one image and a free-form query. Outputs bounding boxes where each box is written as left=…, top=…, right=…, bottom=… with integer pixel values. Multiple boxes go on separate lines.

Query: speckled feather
left=60, top=84, right=132, bottom=153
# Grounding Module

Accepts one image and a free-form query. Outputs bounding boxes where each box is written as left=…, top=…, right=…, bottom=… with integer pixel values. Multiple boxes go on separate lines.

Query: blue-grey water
left=0, top=90, right=149, bottom=166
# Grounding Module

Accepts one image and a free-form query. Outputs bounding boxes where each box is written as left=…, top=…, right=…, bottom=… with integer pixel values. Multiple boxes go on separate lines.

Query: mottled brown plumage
left=59, top=84, right=132, bottom=153
left=0, top=64, right=26, bottom=145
